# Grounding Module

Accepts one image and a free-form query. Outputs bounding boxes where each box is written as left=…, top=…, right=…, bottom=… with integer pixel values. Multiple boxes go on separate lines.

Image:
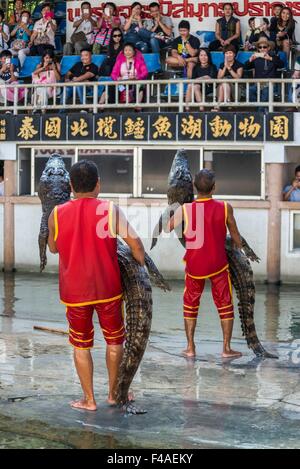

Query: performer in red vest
left=48, top=160, right=145, bottom=411
left=168, top=169, right=242, bottom=359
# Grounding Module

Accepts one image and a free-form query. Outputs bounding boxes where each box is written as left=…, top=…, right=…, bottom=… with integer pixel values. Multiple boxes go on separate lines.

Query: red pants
left=66, top=298, right=125, bottom=349
left=183, top=269, right=234, bottom=321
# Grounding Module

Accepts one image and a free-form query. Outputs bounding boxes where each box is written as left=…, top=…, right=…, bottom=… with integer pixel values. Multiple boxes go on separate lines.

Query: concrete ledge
left=279, top=202, right=300, bottom=210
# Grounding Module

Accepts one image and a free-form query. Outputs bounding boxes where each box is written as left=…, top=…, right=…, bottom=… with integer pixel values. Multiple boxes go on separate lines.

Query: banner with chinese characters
left=1, top=112, right=294, bottom=143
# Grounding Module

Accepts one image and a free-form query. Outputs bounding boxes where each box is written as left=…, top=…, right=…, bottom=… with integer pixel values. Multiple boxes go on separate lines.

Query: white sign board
left=66, top=0, right=300, bottom=41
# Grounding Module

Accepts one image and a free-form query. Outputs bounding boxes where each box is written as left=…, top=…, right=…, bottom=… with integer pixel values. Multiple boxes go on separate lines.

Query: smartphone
left=104, top=7, right=111, bottom=16
left=255, top=52, right=265, bottom=59
left=254, top=18, right=263, bottom=29
left=5, top=58, right=11, bottom=65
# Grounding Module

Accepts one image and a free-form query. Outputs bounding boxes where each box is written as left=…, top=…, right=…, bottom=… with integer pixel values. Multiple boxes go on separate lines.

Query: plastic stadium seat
left=54, top=1, right=66, bottom=18
left=57, top=19, right=66, bottom=36
left=278, top=51, right=288, bottom=70
left=19, top=56, right=41, bottom=78
left=32, top=4, right=42, bottom=20
left=162, top=81, right=188, bottom=97
left=196, top=30, right=216, bottom=47
left=60, top=56, right=80, bottom=76
left=55, top=36, right=63, bottom=54
left=143, top=53, right=162, bottom=74
left=98, top=76, right=113, bottom=96
left=11, top=57, right=19, bottom=67
left=92, top=55, right=106, bottom=68
left=211, top=52, right=224, bottom=69
left=236, top=51, right=253, bottom=65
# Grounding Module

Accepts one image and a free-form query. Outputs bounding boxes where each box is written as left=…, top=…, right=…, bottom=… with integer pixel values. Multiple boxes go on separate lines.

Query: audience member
left=0, top=9, right=10, bottom=52
left=274, top=7, right=296, bottom=57
left=283, top=166, right=300, bottom=201
left=7, top=0, right=24, bottom=28
left=98, top=26, right=123, bottom=77
left=270, top=3, right=284, bottom=41
left=185, top=48, right=217, bottom=111
left=209, top=3, right=240, bottom=52
left=214, top=44, right=243, bottom=110
left=288, top=58, right=300, bottom=103
left=29, top=3, right=57, bottom=56
left=166, top=20, right=200, bottom=78
left=0, top=49, right=24, bottom=104
left=32, top=49, right=61, bottom=111
left=9, top=9, right=32, bottom=67
left=244, top=17, right=272, bottom=50
left=93, top=2, right=121, bottom=54
left=63, top=1, right=97, bottom=55
left=123, top=2, right=149, bottom=52
left=142, top=1, right=174, bottom=52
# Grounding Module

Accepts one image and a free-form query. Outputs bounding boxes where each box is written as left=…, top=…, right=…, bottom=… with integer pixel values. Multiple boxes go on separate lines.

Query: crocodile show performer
left=168, top=169, right=243, bottom=359
left=47, top=160, right=145, bottom=411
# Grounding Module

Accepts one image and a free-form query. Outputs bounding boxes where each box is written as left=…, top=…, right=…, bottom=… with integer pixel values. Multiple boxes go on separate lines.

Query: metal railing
left=0, top=78, right=299, bottom=114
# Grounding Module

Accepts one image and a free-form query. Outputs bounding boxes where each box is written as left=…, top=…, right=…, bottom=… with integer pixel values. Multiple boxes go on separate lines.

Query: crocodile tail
left=144, top=252, right=171, bottom=292
left=150, top=203, right=181, bottom=250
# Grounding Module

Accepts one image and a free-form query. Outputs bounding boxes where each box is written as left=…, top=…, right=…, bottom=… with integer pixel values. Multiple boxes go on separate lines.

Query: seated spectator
left=270, top=3, right=284, bottom=42
left=60, top=48, right=98, bottom=109
left=0, top=166, right=4, bottom=196
left=283, top=166, right=300, bottom=202
left=99, top=42, right=148, bottom=108
left=0, top=9, right=10, bottom=52
left=244, top=17, right=272, bottom=51
left=63, top=2, right=97, bottom=56
left=142, top=1, right=174, bottom=53
left=0, top=49, right=24, bottom=104
left=213, top=44, right=243, bottom=111
left=8, top=0, right=25, bottom=28
left=9, top=9, right=33, bottom=67
left=123, top=2, right=149, bottom=53
left=166, top=20, right=200, bottom=79
left=99, top=27, right=123, bottom=77
left=209, top=3, right=240, bottom=52
left=32, top=49, right=61, bottom=111
left=185, top=48, right=217, bottom=111
left=93, top=2, right=122, bottom=54
left=288, top=59, right=300, bottom=104
left=245, top=37, right=284, bottom=109
left=29, top=3, right=57, bottom=56
left=275, top=7, right=296, bottom=57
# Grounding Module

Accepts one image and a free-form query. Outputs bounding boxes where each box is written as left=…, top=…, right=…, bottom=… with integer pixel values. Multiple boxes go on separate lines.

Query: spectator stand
left=31, top=0, right=66, bottom=55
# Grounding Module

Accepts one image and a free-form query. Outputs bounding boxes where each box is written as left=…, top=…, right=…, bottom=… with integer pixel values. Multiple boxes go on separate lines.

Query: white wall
left=281, top=209, right=300, bottom=282
left=13, top=203, right=268, bottom=279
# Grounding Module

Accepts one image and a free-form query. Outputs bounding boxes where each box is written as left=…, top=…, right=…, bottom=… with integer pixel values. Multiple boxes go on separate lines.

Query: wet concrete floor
left=0, top=272, right=300, bottom=448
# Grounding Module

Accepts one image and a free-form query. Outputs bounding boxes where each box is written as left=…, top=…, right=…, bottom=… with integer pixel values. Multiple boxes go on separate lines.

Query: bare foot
left=182, top=348, right=196, bottom=358
left=222, top=349, right=242, bottom=358
left=107, top=390, right=135, bottom=406
left=70, top=399, right=97, bottom=411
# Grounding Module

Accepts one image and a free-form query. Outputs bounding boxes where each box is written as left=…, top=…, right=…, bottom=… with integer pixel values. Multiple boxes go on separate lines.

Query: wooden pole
left=3, top=160, right=16, bottom=272
left=266, top=163, right=283, bottom=284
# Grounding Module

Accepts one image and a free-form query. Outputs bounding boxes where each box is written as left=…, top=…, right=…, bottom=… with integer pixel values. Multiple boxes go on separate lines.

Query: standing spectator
left=274, top=7, right=296, bottom=57
left=142, top=2, right=174, bottom=53
left=98, top=27, right=123, bottom=77
left=123, top=2, right=149, bottom=53
left=244, top=17, right=256, bottom=50
left=29, top=3, right=57, bottom=56
left=166, top=20, right=200, bottom=78
left=63, top=2, right=97, bottom=56
left=99, top=43, right=148, bottom=108
left=0, top=165, right=4, bottom=196
left=245, top=37, right=284, bottom=109
left=288, top=58, right=300, bottom=104
left=93, top=2, right=122, bottom=54
left=185, top=49, right=217, bottom=111
left=60, top=48, right=98, bottom=109
left=270, top=3, right=284, bottom=42
left=209, top=3, right=240, bottom=52
left=214, top=44, right=243, bottom=110
left=9, top=10, right=33, bottom=67
left=0, top=9, right=10, bottom=52
left=0, top=49, right=24, bottom=105
left=7, top=0, right=24, bottom=28
left=32, top=49, right=61, bottom=111
left=283, top=166, right=300, bottom=202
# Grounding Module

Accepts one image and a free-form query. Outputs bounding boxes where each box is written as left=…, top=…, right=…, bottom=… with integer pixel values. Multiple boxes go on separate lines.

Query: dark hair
left=223, top=2, right=234, bottom=10
left=131, top=2, right=142, bottom=9
left=80, top=47, right=92, bottom=54
left=0, top=8, right=5, bottom=20
left=198, top=48, right=213, bottom=66
left=41, top=48, right=55, bottom=64
left=178, top=20, right=190, bottom=30
left=262, top=17, right=269, bottom=25
left=70, top=160, right=99, bottom=193
left=109, top=27, right=123, bottom=53
left=41, top=2, right=52, bottom=10
left=81, top=1, right=91, bottom=8
left=104, top=2, right=117, bottom=12
left=194, top=170, right=215, bottom=194
left=272, top=3, right=284, bottom=9
left=278, top=7, right=295, bottom=29
left=0, top=50, right=12, bottom=59
left=223, top=44, right=236, bottom=54
left=123, top=42, right=136, bottom=54
left=248, top=16, right=255, bottom=25
left=0, top=162, right=4, bottom=179
left=295, top=166, right=300, bottom=174
left=20, top=9, right=31, bottom=17
left=149, top=2, right=160, bottom=8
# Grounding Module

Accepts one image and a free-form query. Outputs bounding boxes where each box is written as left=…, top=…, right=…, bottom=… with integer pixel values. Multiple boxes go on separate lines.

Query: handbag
left=70, top=30, right=87, bottom=44
left=94, top=27, right=111, bottom=47
left=11, top=39, right=26, bottom=50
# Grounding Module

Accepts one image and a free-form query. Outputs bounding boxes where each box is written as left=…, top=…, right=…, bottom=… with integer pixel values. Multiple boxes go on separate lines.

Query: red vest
left=54, top=198, right=122, bottom=306
left=183, top=198, right=229, bottom=278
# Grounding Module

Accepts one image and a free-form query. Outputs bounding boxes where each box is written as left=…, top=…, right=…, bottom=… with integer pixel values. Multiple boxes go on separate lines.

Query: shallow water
left=0, top=273, right=300, bottom=449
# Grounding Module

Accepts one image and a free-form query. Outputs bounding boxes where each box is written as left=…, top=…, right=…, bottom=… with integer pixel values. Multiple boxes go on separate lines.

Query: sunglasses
left=113, top=34, right=122, bottom=38
left=258, top=45, right=268, bottom=49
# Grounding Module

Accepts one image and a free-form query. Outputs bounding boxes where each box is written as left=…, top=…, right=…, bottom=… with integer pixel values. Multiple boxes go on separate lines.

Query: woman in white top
left=0, top=9, right=10, bottom=52
left=28, top=3, right=57, bottom=56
